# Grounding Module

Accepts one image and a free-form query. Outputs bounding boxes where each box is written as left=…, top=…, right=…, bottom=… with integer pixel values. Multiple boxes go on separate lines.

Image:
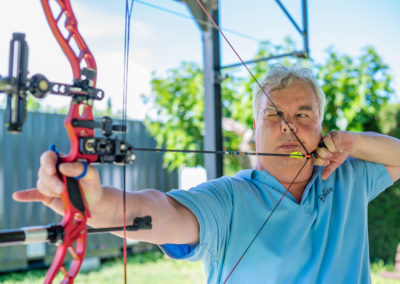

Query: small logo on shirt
left=319, top=187, right=333, bottom=203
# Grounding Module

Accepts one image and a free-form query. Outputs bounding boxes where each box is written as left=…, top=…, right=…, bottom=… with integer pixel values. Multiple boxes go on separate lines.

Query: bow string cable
left=193, top=1, right=312, bottom=282
left=123, top=1, right=135, bottom=283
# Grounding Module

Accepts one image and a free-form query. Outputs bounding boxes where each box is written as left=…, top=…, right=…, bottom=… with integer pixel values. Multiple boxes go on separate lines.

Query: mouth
left=278, top=142, right=301, bottom=150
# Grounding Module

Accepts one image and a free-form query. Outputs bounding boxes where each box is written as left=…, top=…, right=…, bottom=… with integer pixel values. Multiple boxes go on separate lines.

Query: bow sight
left=0, top=33, right=135, bottom=164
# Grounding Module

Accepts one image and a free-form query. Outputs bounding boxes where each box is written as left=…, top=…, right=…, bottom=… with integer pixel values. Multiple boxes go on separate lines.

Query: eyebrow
left=298, top=105, right=313, bottom=111
left=263, top=105, right=314, bottom=113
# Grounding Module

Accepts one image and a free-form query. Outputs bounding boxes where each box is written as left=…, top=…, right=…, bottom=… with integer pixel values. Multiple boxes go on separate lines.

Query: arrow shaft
left=133, top=147, right=306, bottom=158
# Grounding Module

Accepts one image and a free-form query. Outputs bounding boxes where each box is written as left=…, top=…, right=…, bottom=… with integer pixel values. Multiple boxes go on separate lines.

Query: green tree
left=368, top=103, right=400, bottom=263
left=142, top=62, right=205, bottom=171
left=318, top=46, right=393, bottom=133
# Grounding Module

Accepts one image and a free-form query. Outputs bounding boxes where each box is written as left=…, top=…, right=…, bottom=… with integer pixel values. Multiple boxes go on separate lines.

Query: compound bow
left=0, top=0, right=151, bottom=283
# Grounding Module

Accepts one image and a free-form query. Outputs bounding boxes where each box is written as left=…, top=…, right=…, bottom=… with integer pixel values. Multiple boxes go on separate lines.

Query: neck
left=255, top=159, right=314, bottom=203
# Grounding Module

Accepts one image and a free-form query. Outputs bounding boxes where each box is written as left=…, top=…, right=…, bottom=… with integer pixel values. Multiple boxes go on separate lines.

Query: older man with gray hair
left=14, top=66, right=400, bottom=283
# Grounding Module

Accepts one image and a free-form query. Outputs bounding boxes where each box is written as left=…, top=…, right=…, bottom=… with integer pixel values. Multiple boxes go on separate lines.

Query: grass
left=1, top=250, right=400, bottom=283
left=0, top=250, right=205, bottom=284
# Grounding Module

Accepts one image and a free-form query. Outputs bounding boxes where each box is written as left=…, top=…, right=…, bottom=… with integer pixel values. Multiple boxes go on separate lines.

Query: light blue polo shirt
left=160, top=158, right=393, bottom=283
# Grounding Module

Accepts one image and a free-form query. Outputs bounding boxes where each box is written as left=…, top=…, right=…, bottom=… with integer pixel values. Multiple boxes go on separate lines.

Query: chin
left=256, top=156, right=302, bottom=171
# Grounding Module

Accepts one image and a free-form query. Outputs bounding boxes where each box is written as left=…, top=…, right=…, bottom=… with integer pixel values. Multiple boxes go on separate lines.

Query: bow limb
left=40, top=1, right=97, bottom=282
left=40, top=0, right=96, bottom=82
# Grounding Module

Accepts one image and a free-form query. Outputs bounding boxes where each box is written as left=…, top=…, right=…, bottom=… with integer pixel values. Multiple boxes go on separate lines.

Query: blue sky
left=0, top=0, right=399, bottom=119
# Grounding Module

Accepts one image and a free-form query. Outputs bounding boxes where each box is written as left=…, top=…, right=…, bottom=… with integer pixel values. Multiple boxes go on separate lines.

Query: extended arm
left=13, top=151, right=200, bottom=245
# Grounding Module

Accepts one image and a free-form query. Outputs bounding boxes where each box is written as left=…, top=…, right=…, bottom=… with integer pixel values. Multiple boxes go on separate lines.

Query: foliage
left=369, top=182, right=400, bottom=263
left=378, top=103, right=400, bottom=138
left=317, top=46, right=393, bottom=133
left=370, top=259, right=400, bottom=284
left=0, top=96, right=41, bottom=111
left=367, top=103, right=400, bottom=263
left=142, top=62, right=205, bottom=171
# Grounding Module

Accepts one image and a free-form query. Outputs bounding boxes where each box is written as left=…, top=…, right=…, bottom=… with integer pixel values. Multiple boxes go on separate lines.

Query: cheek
left=302, top=122, right=322, bottom=144
left=256, top=119, right=278, bottom=135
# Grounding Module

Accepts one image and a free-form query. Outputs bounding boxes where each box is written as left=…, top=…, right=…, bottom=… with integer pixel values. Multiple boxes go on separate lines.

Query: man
left=13, top=66, right=400, bottom=283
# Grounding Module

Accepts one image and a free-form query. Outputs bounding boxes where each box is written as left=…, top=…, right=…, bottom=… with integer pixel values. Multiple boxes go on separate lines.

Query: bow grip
left=49, top=144, right=91, bottom=219
left=45, top=146, right=91, bottom=284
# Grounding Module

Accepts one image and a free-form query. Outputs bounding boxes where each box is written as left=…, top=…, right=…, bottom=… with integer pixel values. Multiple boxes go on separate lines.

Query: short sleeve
left=365, top=161, right=393, bottom=201
left=159, top=177, right=234, bottom=262
left=345, top=158, right=393, bottom=201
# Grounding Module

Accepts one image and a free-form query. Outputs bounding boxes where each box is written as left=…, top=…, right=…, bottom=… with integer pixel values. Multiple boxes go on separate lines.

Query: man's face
left=253, top=80, right=322, bottom=170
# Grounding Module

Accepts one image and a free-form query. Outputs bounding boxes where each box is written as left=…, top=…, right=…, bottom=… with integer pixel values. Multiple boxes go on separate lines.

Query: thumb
left=321, top=161, right=340, bottom=180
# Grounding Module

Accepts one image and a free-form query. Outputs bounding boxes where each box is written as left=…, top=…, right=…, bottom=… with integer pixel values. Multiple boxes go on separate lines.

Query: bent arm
left=88, top=187, right=200, bottom=245
left=350, top=132, right=400, bottom=182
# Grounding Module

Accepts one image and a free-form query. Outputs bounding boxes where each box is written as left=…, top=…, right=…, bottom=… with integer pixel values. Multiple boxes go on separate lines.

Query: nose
left=280, top=115, right=297, bottom=133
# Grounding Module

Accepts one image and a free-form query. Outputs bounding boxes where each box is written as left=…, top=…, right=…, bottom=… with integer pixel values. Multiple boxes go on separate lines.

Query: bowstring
left=123, top=1, right=135, bottom=283
left=194, top=0, right=312, bottom=282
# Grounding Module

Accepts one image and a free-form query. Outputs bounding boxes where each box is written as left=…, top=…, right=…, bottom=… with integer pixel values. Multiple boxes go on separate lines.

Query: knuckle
left=36, top=179, right=47, bottom=194
left=318, top=148, right=331, bottom=158
left=314, top=159, right=324, bottom=166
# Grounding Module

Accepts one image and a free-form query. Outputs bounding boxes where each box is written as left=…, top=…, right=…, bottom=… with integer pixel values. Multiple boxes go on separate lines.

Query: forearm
left=351, top=132, right=400, bottom=167
left=87, top=187, right=199, bottom=244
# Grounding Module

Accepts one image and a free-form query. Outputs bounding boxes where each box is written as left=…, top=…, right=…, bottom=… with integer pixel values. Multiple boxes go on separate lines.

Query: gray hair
left=253, top=66, right=326, bottom=121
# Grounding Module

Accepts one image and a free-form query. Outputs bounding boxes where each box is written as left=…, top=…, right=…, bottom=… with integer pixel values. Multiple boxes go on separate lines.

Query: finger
left=321, top=162, right=340, bottom=180
left=12, top=188, right=65, bottom=215
left=59, top=162, right=99, bottom=182
left=331, top=132, right=344, bottom=153
left=40, top=151, right=60, bottom=175
left=36, top=179, right=64, bottom=197
left=38, top=167, right=64, bottom=195
left=316, top=147, right=332, bottom=159
left=58, top=162, right=87, bottom=178
left=313, top=156, right=330, bottom=167
left=322, top=134, right=337, bottom=153
left=13, top=188, right=50, bottom=203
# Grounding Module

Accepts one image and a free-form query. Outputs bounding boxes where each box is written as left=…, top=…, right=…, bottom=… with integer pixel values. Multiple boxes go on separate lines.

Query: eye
left=297, top=113, right=309, bottom=118
left=266, top=112, right=282, bottom=120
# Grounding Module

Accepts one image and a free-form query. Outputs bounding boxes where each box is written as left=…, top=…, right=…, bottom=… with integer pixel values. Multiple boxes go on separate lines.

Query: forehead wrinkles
left=269, top=84, right=318, bottom=107
left=261, top=94, right=318, bottom=115
left=262, top=104, right=315, bottom=113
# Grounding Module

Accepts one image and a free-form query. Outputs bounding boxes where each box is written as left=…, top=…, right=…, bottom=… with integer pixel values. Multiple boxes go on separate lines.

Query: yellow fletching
left=289, top=152, right=304, bottom=159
